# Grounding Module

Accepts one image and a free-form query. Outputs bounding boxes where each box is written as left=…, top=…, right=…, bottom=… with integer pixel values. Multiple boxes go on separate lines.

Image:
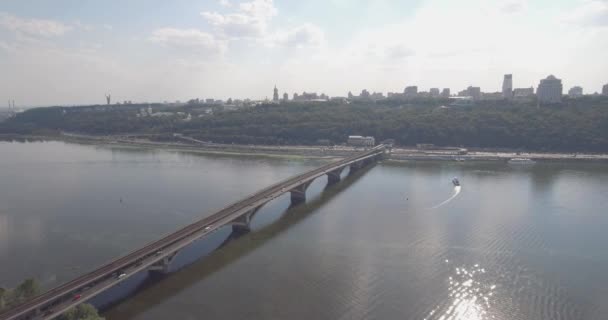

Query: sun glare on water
left=425, top=264, right=496, bottom=320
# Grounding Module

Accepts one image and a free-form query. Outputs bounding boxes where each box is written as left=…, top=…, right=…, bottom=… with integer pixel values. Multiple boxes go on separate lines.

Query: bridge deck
left=0, top=145, right=385, bottom=320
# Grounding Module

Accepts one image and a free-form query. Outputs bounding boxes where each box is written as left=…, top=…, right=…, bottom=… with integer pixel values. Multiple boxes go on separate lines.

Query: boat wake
left=431, top=186, right=462, bottom=209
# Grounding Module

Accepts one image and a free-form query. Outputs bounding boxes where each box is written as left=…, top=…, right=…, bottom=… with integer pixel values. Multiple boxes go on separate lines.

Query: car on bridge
left=72, top=294, right=82, bottom=301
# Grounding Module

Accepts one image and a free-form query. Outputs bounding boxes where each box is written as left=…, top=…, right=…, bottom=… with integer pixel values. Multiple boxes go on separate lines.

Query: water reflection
left=426, top=264, right=496, bottom=320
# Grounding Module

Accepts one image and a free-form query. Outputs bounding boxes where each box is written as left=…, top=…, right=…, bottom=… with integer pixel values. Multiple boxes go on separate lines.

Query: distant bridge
left=0, top=145, right=386, bottom=320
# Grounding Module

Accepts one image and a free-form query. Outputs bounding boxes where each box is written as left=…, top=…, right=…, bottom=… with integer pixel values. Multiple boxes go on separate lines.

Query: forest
left=2, top=98, right=608, bottom=152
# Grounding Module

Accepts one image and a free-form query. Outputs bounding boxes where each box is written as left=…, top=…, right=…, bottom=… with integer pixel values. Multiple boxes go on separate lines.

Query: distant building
left=481, top=92, right=503, bottom=100
left=441, top=88, right=450, bottom=98
left=602, top=84, right=608, bottom=95
left=568, top=86, right=583, bottom=98
left=513, top=87, right=534, bottom=98
left=283, top=92, right=289, bottom=101
left=430, top=88, right=440, bottom=97
left=404, top=86, right=418, bottom=96
left=537, top=75, right=563, bottom=103
left=205, top=98, right=215, bottom=104
left=459, top=86, right=481, bottom=99
left=370, top=92, right=384, bottom=100
left=347, top=135, right=375, bottom=147
left=292, top=91, right=320, bottom=101
left=502, top=74, right=513, bottom=99
left=348, top=91, right=354, bottom=99
left=273, top=85, right=279, bottom=102
left=360, top=89, right=370, bottom=99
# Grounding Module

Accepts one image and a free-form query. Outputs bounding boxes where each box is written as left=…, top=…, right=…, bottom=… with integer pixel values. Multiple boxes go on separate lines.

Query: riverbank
left=3, top=133, right=608, bottom=162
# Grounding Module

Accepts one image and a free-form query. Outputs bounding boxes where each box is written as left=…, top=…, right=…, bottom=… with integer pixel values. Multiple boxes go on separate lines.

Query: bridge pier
left=149, top=252, right=178, bottom=274
left=326, top=167, right=345, bottom=185
left=290, top=180, right=313, bottom=204
left=231, top=204, right=263, bottom=233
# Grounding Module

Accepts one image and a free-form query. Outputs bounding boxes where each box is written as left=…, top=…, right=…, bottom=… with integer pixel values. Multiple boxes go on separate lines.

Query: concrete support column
left=231, top=205, right=263, bottom=233
left=149, top=252, right=177, bottom=274
left=290, top=180, right=312, bottom=204
left=326, top=167, right=345, bottom=185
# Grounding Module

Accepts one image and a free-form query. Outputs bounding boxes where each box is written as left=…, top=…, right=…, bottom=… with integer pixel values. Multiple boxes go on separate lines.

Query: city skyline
left=3, top=72, right=606, bottom=108
left=1, top=0, right=608, bottom=106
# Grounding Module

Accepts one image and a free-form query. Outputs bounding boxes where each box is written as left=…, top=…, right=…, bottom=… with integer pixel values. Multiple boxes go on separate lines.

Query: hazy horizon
left=1, top=0, right=607, bottom=106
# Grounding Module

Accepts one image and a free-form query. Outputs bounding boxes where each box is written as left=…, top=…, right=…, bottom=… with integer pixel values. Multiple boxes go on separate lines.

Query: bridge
left=0, top=145, right=386, bottom=320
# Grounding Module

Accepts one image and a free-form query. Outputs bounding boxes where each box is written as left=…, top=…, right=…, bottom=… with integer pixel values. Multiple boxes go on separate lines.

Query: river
left=1, top=140, right=608, bottom=319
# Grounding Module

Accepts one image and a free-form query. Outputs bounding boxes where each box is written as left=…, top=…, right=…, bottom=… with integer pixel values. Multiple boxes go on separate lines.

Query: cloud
left=0, top=12, right=71, bottom=37
left=202, top=0, right=325, bottom=49
left=499, top=0, right=528, bottom=14
left=271, top=23, right=325, bottom=48
left=384, top=44, right=415, bottom=60
left=73, top=20, right=93, bottom=31
left=219, top=0, right=232, bottom=7
left=201, top=0, right=277, bottom=39
left=0, top=40, right=16, bottom=52
left=562, top=0, right=608, bottom=27
left=149, top=27, right=226, bottom=56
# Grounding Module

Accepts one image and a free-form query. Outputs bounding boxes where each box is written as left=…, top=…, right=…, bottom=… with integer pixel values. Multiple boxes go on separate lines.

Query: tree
left=0, top=278, right=41, bottom=312
left=14, top=279, right=40, bottom=301
left=57, top=303, right=104, bottom=320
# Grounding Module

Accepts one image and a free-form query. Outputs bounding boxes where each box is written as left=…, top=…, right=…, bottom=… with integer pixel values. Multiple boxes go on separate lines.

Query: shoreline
left=2, top=133, right=608, bottom=162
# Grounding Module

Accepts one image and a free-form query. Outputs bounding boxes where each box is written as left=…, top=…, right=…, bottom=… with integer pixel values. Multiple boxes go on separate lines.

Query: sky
left=0, top=0, right=607, bottom=106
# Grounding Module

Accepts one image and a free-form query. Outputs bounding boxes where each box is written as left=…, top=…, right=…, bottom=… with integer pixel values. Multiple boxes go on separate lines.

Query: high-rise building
left=463, top=86, right=481, bottom=99
left=441, top=88, right=450, bottom=98
left=568, top=86, right=583, bottom=98
left=273, top=85, right=279, bottom=102
left=404, top=86, right=418, bottom=96
left=602, top=84, right=608, bottom=95
left=537, top=75, right=563, bottom=103
left=502, top=74, right=513, bottom=99
left=429, top=88, right=440, bottom=97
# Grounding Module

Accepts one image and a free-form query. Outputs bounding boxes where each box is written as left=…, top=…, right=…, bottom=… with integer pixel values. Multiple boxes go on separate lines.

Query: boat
left=452, top=177, right=460, bottom=186
left=508, top=158, right=536, bottom=165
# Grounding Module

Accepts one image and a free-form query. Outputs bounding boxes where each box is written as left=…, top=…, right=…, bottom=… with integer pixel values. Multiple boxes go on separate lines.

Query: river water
left=1, top=141, right=608, bottom=320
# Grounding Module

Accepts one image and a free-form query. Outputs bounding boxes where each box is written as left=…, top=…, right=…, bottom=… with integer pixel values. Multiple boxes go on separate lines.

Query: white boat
left=508, top=158, right=536, bottom=165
